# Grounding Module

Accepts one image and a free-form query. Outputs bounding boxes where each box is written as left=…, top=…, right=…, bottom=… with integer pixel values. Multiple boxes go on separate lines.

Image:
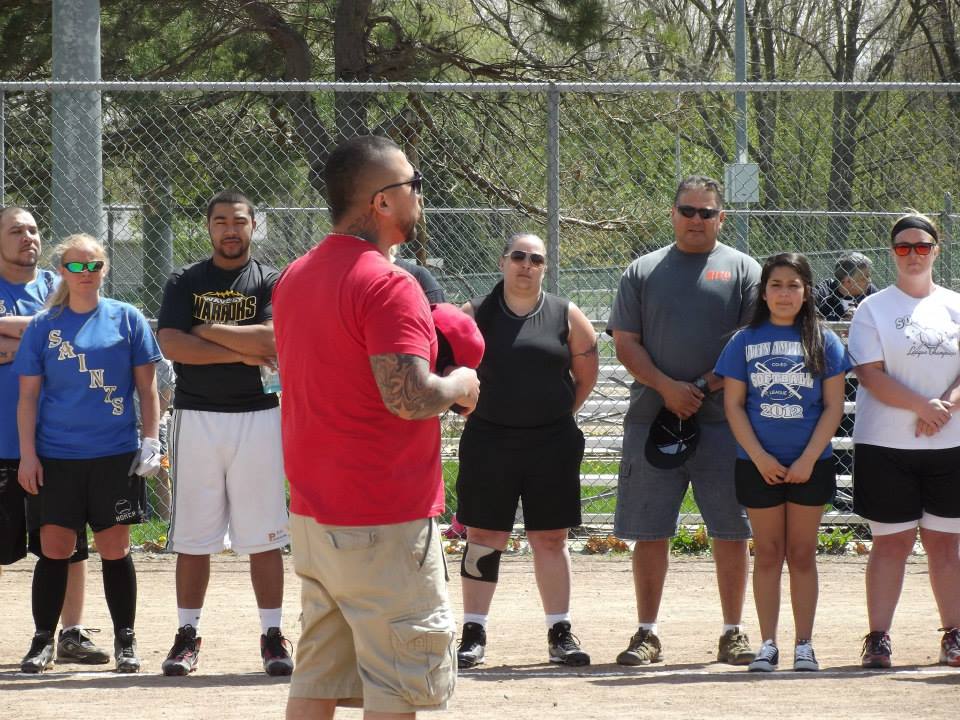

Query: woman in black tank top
left=453, top=233, right=599, bottom=668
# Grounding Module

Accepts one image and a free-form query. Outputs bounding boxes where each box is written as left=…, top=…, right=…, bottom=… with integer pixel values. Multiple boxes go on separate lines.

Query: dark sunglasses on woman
left=504, top=250, right=546, bottom=266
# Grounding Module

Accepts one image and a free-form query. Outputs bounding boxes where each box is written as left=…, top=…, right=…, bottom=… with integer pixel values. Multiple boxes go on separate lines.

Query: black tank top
left=469, top=281, right=575, bottom=427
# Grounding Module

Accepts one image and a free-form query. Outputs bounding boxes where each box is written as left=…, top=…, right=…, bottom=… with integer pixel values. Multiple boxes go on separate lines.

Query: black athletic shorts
left=735, top=458, right=836, bottom=509
left=455, top=415, right=585, bottom=532
left=1, top=460, right=88, bottom=564
left=853, top=443, right=960, bottom=523
left=36, top=452, right=145, bottom=533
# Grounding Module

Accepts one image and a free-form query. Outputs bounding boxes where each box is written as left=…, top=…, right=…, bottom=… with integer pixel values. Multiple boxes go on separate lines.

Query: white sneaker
left=748, top=640, right=778, bottom=672
left=793, top=641, right=819, bottom=671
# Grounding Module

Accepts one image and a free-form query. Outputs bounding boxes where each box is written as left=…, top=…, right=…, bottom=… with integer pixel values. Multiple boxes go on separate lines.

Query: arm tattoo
left=370, top=353, right=453, bottom=420
left=573, top=342, right=598, bottom=358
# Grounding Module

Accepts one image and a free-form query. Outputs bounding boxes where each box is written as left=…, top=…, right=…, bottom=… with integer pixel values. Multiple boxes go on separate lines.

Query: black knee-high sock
left=32, top=556, right=69, bottom=634
left=102, top=555, right=137, bottom=632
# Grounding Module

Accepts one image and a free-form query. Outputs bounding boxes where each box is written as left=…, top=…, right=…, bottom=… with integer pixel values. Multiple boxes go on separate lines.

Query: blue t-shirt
left=13, top=298, right=161, bottom=460
left=0, top=270, right=57, bottom=459
left=714, top=321, right=851, bottom=464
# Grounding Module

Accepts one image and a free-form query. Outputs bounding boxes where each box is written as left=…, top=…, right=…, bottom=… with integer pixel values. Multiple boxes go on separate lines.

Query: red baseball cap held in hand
left=432, top=303, right=485, bottom=372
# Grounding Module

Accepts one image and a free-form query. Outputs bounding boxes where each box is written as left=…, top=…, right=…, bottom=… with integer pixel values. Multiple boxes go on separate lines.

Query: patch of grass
left=671, top=525, right=711, bottom=554
left=817, top=525, right=854, bottom=555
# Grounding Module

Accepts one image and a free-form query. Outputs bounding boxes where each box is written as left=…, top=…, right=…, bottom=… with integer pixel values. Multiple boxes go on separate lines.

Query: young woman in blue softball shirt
left=715, top=252, right=850, bottom=673
left=14, top=234, right=161, bottom=673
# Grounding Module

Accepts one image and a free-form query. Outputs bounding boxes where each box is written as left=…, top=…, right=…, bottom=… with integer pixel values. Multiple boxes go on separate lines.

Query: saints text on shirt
left=46, top=329, right=124, bottom=415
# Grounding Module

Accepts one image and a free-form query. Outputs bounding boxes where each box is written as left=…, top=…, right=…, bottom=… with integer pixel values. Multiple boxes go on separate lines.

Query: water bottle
left=260, top=364, right=282, bottom=394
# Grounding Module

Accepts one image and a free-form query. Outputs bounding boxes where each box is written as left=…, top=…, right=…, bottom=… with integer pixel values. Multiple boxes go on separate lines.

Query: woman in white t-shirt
left=848, top=212, right=960, bottom=670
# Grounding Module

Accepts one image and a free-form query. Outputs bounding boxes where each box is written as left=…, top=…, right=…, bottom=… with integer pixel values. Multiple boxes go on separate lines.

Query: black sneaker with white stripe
left=58, top=627, right=110, bottom=665
left=748, top=640, right=779, bottom=672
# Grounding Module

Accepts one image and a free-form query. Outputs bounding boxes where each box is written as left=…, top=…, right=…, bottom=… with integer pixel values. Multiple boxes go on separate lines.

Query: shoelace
left=555, top=629, right=582, bottom=651
left=265, top=633, right=291, bottom=658
left=756, top=643, right=777, bottom=661
left=863, top=633, right=890, bottom=655
left=795, top=644, right=816, bottom=662
left=940, top=628, right=960, bottom=649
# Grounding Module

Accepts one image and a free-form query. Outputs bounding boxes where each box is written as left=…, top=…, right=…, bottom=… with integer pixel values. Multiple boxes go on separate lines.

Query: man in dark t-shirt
left=156, top=190, right=292, bottom=678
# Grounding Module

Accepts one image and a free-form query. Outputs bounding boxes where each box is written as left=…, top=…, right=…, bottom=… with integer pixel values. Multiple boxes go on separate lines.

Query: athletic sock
left=545, top=612, right=572, bottom=629
left=32, top=556, right=70, bottom=634
left=639, top=622, right=659, bottom=635
left=101, top=555, right=137, bottom=632
left=177, top=608, right=202, bottom=631
left=463, top=613, right=489, bottom=628
left=723, top=624, right=742, bottom=634
left=258, top=608, right=282, bottom=635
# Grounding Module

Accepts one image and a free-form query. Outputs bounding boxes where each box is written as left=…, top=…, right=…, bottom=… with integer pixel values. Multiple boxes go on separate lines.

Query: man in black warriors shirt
left=156, top=191, right=293, bottom=677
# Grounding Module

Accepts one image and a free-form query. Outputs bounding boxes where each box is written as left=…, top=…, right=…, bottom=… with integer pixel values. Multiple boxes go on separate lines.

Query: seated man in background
left=814, top=252, right=877, bottom=321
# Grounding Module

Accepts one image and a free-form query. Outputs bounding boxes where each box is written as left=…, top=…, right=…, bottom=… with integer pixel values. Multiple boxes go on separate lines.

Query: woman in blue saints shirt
left=14, top=234, right=161, bottom=674
left=715, top=253, right=850, bottom=674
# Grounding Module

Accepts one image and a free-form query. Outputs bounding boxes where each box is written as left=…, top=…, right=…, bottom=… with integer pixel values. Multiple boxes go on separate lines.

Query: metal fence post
left=546, top=83, right=560, bottom=294
left=943, top=192, right=953, bottom=288
left=0, top=90, right=4, bottom=205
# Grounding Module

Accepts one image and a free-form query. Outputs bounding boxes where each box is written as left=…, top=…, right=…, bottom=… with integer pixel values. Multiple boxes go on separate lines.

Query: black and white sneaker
left=793, top=641, right=819, bottom=671
left=457, top=622, right=486, bottom=669
left=114, top=628, right=141, bottom=673
left=58, top=627, right=110, bottom=665
left=748, top=640, right=779, bottom=672
left=21, top=631, right=55, bottom=674
left=548, top=621, right=591, bottom=666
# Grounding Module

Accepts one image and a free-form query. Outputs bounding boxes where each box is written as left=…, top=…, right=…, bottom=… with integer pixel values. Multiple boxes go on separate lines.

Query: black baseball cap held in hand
left=645, top=408, right=700, bottom=469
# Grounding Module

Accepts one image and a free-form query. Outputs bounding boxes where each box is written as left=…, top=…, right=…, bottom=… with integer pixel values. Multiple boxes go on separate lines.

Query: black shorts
left=853, top=444, right=960, bottom=523
left=735, top=458, right=836, bottom=509
left=455, top=415, right=585, bottom=532
left=37, top=452, right=146, bottom=533
left=0, top=460, right=88, bottom=564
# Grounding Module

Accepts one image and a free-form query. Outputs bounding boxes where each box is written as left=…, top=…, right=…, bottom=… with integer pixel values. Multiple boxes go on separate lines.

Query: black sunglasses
left=892, top=242, right=936, bottom=256
left=63, top=261, right=105, bottom=273
left=676, top=205, right=721, bottom=220
left=504, top=250, right=546, bottom=266
left=371, top=170, right=423, bottom=202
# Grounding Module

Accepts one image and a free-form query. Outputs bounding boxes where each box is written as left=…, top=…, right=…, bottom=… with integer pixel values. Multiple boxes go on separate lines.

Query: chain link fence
left=4, top=80, right=960, bottom=544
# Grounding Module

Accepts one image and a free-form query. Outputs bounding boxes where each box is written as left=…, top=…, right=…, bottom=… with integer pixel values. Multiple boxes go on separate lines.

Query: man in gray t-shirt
left=607, top=175, right=761, bottom=667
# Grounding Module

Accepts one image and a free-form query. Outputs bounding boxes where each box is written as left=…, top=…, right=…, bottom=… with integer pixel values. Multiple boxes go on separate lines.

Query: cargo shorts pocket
left=389, top=610, right=456, bottom=706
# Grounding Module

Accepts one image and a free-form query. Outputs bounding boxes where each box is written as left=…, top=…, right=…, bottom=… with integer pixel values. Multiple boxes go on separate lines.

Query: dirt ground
left=0, top=550, right=957, bottom=719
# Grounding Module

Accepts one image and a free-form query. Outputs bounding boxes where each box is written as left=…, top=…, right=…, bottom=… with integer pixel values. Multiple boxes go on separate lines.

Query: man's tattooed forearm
left=370, top=353, right=453, bottom=419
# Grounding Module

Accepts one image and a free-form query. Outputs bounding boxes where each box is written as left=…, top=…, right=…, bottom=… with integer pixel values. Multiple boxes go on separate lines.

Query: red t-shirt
left=273, top=234, right=443, bottom=525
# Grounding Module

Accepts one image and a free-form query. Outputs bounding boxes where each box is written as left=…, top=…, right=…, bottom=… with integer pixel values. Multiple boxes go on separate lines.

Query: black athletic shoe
left=21, top=631, right=55, bottom=674
left=114, top=628, right=141, bottom=673
left=57, top=627, right=110, bottom=665
left=261, top=627, right=294, bottom=676
left=548, top=621, right=591, bottom=666
left=457, top=622, right=486, bottom=668
left=162, top=625, right=201, bottom=676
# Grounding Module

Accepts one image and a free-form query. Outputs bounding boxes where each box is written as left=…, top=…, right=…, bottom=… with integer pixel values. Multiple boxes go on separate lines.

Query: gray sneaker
left=114, top=628, right=141, bottom=673
left=21, top=631, right=55, bottom=674
left=793, top=641, right=819, bottom=671
left=748, top=640, right=779, bottom=672
left=718, top=628, right=756, bottom=665
left=616, top=628, right=662, bottom=666
left=57, top=627, right=110, bottom=665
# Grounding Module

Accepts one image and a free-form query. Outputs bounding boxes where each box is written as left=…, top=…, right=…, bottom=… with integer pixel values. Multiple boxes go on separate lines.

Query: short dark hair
left=206, top=190, right=255, bottom=222
left=501, top=232, right=545, bottom=255
left=833, top=252, right=873, bottom=283
left=0, top=205, right=30, bottom=225
left=673, top=175, right=724, bottom=208
left=324, top=135, right=402, bottom=223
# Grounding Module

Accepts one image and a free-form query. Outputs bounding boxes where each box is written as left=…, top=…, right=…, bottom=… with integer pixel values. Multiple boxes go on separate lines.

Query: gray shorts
left=614, top=421, right=750, bottom=541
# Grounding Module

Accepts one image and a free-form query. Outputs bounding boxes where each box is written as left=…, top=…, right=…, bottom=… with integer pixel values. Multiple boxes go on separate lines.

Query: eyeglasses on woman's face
left=503, top=249, right=546, bottom=266
left=892, top=242, right=936, bottom=257
left=63, top=260, right=105, bottom=273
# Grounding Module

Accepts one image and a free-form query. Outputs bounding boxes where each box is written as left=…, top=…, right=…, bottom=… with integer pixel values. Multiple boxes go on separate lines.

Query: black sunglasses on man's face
left=676, top=205, right=721, bottom=220
left=371, top=170, right=423, bottom=202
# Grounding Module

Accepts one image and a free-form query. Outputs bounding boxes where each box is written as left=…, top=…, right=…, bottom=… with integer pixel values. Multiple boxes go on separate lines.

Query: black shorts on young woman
left=0, top=460, right=89, bottom=564
left=36, top=451, right=146, bottom=533
left=735, top=458, right=836, bottom=509
left=456, top=415, right=585, bottom=532
left=853, top=443, right=960, bottom=523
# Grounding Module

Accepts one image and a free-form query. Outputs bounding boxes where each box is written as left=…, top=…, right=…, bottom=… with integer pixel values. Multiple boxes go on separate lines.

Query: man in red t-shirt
left=273, top=135, right=479, bottom=719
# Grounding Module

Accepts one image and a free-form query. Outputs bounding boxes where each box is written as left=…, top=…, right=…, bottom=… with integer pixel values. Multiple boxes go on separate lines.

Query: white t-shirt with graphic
left=848, top=285, right=960, bottom=449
